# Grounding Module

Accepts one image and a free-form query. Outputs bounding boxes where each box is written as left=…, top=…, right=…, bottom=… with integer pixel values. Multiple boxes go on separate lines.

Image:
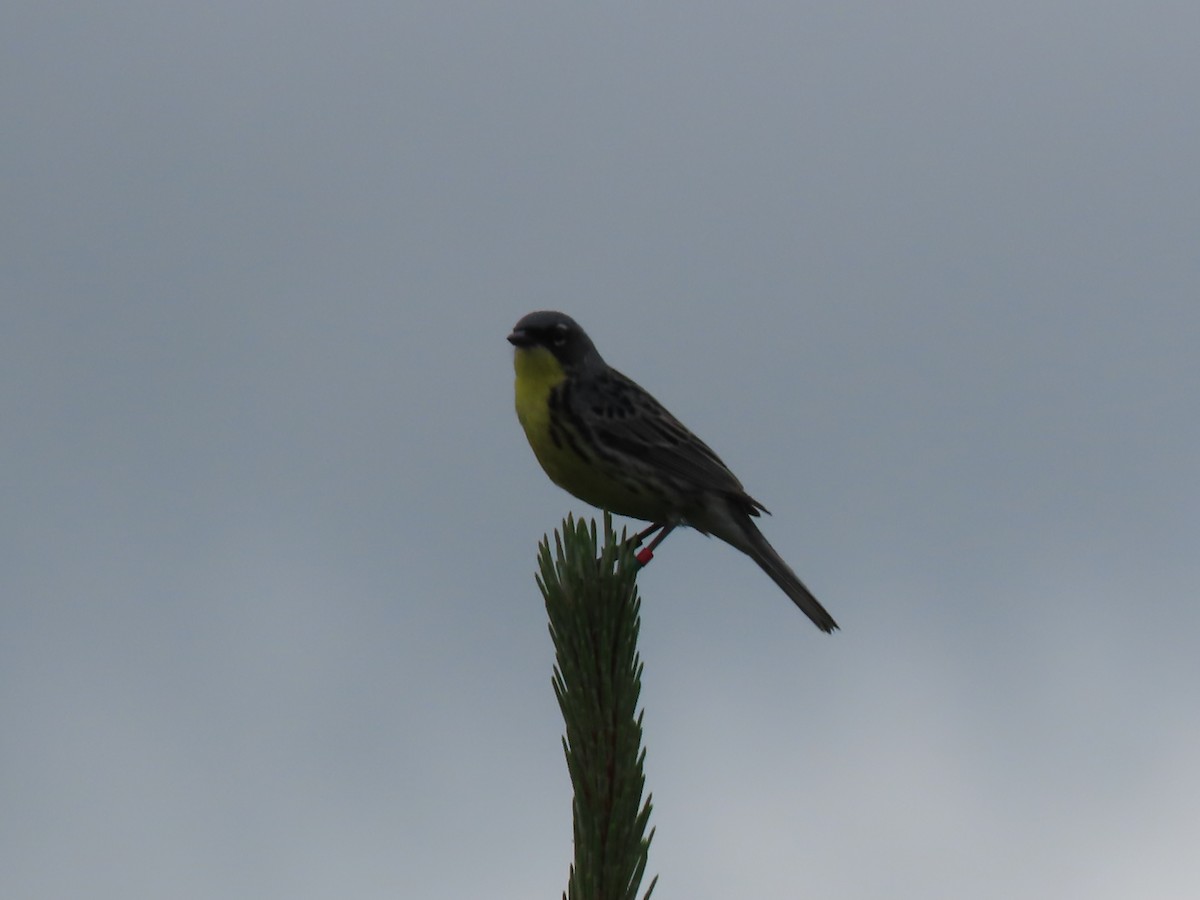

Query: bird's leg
left=600, top=522, right=664, bottom=572
left=634, top=524, right=676, bottom=567
left=629, top=522, right=667, bottom=548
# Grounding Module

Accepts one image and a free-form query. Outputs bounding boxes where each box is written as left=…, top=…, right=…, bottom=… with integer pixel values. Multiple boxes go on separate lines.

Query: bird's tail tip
left=742, top=522, right=839, bottom=634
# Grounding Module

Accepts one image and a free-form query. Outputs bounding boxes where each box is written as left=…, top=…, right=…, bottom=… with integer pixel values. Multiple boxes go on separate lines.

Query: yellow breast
left=513, top=345, right=565, bottom=444
left=513, top=347, right=602, bottom=499
left=512, top=346, right=665, bottom=521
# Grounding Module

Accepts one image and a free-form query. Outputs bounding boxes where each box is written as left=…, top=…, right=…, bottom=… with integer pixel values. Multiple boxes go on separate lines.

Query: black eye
left=552, top=324, right=569, bottom=346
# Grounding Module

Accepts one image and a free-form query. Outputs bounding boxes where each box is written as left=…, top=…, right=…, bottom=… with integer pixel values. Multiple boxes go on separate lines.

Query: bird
left=508, top=310, right=837, bottom=633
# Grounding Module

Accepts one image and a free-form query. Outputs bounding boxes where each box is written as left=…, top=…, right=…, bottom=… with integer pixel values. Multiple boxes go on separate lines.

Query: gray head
left=507, top=311, right=603, bottom=370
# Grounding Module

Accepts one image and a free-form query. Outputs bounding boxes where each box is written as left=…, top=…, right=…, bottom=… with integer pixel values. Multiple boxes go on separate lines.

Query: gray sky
left=3, top=2, right=1198, bottom=897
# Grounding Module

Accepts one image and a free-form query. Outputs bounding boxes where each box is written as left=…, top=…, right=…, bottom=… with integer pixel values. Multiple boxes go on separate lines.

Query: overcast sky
left=3, top=2, right=1198, bottom=898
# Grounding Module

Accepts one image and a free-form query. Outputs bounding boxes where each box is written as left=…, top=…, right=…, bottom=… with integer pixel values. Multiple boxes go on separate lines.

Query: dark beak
left=507, top=328, right=533, bottom=348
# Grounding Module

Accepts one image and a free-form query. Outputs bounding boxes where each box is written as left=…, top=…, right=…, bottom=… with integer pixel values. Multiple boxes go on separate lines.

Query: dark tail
left=739, top=519, right=838, bottom=633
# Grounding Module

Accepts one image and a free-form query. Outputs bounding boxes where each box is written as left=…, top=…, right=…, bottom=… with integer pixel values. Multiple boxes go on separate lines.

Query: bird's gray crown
left=508, top=310, right=602, bottom=369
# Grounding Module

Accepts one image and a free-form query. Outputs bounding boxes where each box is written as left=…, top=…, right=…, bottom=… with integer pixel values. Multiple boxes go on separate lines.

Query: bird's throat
left=513, top=346, right=566, bottom=437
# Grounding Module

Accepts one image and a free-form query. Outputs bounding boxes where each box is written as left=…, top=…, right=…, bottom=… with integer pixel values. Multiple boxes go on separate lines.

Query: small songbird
left=508, top=311, right=837, bottom=633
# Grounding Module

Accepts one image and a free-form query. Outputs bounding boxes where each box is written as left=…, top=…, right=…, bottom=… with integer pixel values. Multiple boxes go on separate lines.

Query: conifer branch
left=537, top=513, right=657, bottom=900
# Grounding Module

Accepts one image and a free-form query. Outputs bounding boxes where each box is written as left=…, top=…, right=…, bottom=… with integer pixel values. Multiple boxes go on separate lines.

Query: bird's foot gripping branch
left=626, top=521, right=677, bottom=567
left=536, top=513, right=658, bottom=900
